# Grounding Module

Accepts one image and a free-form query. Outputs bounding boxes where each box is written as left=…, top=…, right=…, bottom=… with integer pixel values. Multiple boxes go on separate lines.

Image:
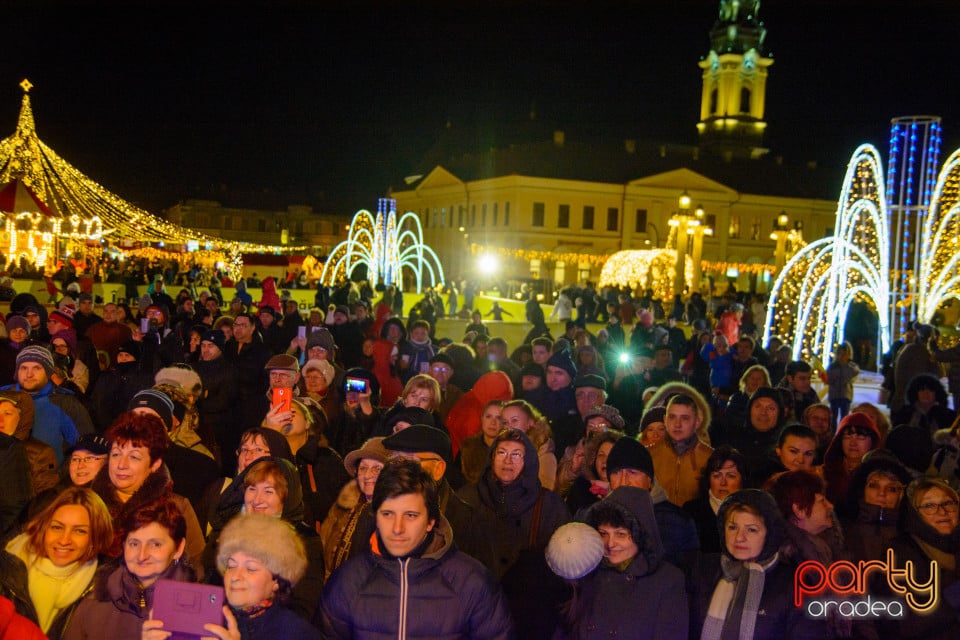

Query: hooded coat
left=878, top=489, right=960, bottom=640
left=839, top=454, right=911, bottom=563
left=202, top=456, right=325, bottom=622
left=557, top=486, right=688, bottom=640
left=445, top=371, right=514, bottom=457
left=456, top=430, right=569, bottom=638
left=822, top=412, right=881, bottom=506
left=320, top=516, right=513, bottom=639
left=7, top=390, right=58, bottom=496
left=692, top=489, right=826, bottom=640
left=729, top=388, right=786, bottom=487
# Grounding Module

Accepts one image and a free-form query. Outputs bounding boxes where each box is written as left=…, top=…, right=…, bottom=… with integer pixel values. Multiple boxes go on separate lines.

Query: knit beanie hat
left=49, top=307, right=75, bottom=329
left=16, top=345, right=54, bottom=375
left=748, top=387, right=785, bottom=418
left=128, top=388, right=175, bottom=430
left=640, top=407, right=667, bottom=432
left=200, top=329, right=225, bottom=352
left=117, top=339, right=142, bottom=360
left=306, top=327, right=337, bottom=353
left=546, top=349, right=577, bottom=382
left=5, top=315, right=29, bottom=335
left=546, top=522, right=604, bottom=580
left=574, top=373, right=607, bottom=391
left=605, top=436, right=655, bottom=481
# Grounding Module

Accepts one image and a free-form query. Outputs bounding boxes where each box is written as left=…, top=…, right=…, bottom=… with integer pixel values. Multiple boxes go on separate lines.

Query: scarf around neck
left=701, top=552, right=778, bottom=640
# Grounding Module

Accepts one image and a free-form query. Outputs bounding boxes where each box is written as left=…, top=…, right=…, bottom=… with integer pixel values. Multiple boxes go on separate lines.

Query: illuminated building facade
left=389, top=0, right=836, bottom=294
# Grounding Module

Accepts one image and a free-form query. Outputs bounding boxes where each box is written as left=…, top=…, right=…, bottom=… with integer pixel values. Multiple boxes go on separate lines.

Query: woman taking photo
left=4, top=488, right=113, bottom=639
left=145, top=515, right=318, bottom=639
left=65, top=498, right=194, bottom=640
left=694, top=489, right=824, bottom=639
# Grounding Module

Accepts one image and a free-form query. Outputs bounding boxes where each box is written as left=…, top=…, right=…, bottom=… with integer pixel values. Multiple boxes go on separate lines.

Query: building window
left=492, top=202, right=498, bottom=226
left=751, top=217, right=761, bottom=240
left=729, top=215, right=741, bottom=239
left=458, top=206, right=464, bottom=228
left=440, top=207, right=446, bottom=227
left=432, top=208, right=439, bottom=228
left=583, top=206, right=594, bottom=230
left=558, top=204, right=570, bottom=228
left=258, top=219, right=266, bottom=232
left=532, top=202, right=545, bottom=227
left=223, top=217, right=232, bottom=231
left=606, top=207, right=619, bottom=231
left=706, top=214, right=717, bottom=231
left=710, top=88, right=718, bottom=114
left=481, top=204, right=487, bottom=227
left=471, top=205, right=476, bottom=227
left=635, top=208, right=648, bottom=233
left=740, top=87, right=751, bottom=113
left=504, top=202, right=510, bottom=226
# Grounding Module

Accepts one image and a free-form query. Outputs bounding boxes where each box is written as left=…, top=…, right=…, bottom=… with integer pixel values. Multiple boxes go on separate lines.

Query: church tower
left=696, top=0, right=773, bottom=159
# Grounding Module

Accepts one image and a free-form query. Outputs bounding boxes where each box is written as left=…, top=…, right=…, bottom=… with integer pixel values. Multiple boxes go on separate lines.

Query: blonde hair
left=25, top=487, right=113, bottom=564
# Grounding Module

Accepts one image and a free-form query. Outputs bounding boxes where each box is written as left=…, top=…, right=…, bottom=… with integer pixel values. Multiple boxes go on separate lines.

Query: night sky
left=2, top=0, right=958, bottom=214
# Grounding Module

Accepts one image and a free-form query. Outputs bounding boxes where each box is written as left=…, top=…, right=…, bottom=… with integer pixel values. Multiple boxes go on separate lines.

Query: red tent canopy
left=0, top=179, right=58, bottom=217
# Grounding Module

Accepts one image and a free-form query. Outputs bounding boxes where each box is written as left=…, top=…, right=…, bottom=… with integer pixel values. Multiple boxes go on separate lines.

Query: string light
left=0, top=80, right=306, bottom=276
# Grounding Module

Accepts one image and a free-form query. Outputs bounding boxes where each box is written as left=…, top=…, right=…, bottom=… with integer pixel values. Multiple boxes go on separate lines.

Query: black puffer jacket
left=320, top=516, right=513, bottom=639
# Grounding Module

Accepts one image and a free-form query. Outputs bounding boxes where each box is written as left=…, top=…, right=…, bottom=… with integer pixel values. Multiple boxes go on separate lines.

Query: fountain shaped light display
left=320, top=198, right=445, bottom=292
left=765, top=139, right=960, bottom=367
left=764, top=145, right=892, bottom=366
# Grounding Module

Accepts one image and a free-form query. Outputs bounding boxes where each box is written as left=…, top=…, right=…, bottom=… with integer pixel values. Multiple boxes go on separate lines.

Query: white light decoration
left=319, top=198, right=445, bottom=292
left=764, top=145, right=892, bottom=365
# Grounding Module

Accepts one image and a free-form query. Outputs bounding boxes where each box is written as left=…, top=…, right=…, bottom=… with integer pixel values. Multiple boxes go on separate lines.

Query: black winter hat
left=605, top=437, right=655, bottom=481
left=383, top=424, right=452, bottom=465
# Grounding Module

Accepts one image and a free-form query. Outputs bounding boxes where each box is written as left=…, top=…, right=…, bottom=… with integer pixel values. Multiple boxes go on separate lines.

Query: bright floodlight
left=478, top=254, right=498, bottom=275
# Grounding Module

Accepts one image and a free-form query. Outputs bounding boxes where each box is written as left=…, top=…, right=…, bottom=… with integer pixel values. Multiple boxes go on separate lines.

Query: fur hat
left=302, top=359, right=335, bottom=386
left=546, top=522, right=604, bottom=580
left=343, top=437, right=390, bottom=476
left=16, top=345, right=55, bottom=375
left=605, top=436, right=654, bottom=481
left=155, top=367, right=202, bottom=395
left=216, top=514, right=307, bottom=587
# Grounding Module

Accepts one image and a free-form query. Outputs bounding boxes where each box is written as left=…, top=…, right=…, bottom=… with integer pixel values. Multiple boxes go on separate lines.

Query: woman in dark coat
left=553, top=486, right=688, bottom=639
left=693, top=489, right=826, bottom=639
left=890, top=373, right=957, bottom=435
left=840, top=452, right=910, bottom=562
left=201, top=457, right=324, bottom=622
left=456, top=428, right=569, bottom=637
left=876, top=478, right=960, bottom=640
left=683, top=446, right=746, bottom=554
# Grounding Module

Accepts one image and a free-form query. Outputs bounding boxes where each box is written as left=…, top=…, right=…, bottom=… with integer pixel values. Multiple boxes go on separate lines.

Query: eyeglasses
left=429, top=366, right=451, bottom=374
left=236, top=446, right=268, bottom=457
left=494, top=449, right=524, bottom=462
left=70, top=455, right=106, bottom=465
left=587, top=422, right=610, bottom=432
left=357, top=463, right=384, bottom=476
left=918, top=499, right=959, bottom=515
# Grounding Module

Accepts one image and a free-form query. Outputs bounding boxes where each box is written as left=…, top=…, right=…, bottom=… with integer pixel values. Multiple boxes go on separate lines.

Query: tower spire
left=696, top=1, right=773, bottom=160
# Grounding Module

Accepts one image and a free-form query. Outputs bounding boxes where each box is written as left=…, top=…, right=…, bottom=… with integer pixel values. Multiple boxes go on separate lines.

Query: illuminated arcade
left=320, top=197, right=445, bottom=292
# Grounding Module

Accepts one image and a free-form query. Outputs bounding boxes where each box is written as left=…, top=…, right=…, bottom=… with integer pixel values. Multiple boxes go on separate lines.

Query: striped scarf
left=700, top=553, right=778, bottom=640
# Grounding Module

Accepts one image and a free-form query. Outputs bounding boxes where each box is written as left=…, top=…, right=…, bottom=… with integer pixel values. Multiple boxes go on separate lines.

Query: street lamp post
left=671, top=192, right=692, bottom=296
left=691, top=205, right=713, bottom=295
left=771, top=211, right=790, bottom=271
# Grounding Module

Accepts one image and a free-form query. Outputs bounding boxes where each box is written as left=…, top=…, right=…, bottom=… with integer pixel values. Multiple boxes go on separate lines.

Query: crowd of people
left=0, top=276, right=958, bottom=639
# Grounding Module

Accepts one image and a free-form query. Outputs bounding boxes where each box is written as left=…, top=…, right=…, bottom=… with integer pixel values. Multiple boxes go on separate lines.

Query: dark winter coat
left=294, top=435, right=351, bottom=528
left=63, top=560, right=195, bottom=640
left=320, top=517, right=513, bottom=639
left=233, top=599, right=320, bottom=640
left=0, top=433, right=31, bottom=543
left=558, top=486, right=688, bottom=640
